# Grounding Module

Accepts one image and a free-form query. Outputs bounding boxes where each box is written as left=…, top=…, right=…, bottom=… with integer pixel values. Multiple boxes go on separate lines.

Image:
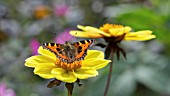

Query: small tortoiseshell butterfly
left=42, top=40, right=95, bottom=63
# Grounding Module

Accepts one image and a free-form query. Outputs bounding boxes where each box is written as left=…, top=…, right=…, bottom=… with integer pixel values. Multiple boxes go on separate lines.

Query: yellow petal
left=109, top=26, right=131, bottom=36
left=25, top=57, right=40, bottom=67
left=125, top=30, right=156, bottom=41
left=33, top=63, right=56, bottom=79
left=125, top=30, right=153, bottom=36
left=82, top=58, right=111, bottom=70
left=124, top=26, right=132, bottom=32
left=85, top=50, right=104, bottom=59
left=51, top=68, right=77, bottom=83
left=77, top=25, right=98, bottom=32
left=77, top=25, right=87, bottom=31
left=78, top=25, right=111, bottom=37
left=25, top=62, right=36, bottom=68
left=25, top=55, right=53, bottom=67
left=70, top=31, right=103, bottom=38
left=70, top=30, right=90, bottom=37
left=38, top=46, right=56, bottom=62
left=25, top=55, right=41, bottom=63
left=124, top=35, right=156, bottom=41
left=73, top=67, right=98, bottom=79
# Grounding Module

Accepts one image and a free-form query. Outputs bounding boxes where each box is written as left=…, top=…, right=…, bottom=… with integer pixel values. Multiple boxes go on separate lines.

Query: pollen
left=100, top=23, right=124, bottom=33
left=55, top=59, right=82, bottom=71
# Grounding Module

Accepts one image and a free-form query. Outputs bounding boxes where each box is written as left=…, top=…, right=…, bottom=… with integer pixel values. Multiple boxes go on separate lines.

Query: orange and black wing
left=72, top=39, right=95, bottom=60
left=42, top=43, right=69, bottom=60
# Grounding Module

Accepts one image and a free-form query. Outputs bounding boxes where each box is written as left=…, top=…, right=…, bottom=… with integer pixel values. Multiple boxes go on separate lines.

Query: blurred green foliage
left=115, top=0, right=170, bottom=55
left=0, top=0, right=170, bottom=96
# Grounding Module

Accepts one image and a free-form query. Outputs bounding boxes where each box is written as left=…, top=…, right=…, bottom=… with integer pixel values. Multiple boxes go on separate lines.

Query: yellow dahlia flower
left=25, top=46, right=111, bottom=83
left=70, top=24, right=156, bottom=96
left=70, top=23, right=156, bottom=59
left=70, top=23, right=156, bottom=41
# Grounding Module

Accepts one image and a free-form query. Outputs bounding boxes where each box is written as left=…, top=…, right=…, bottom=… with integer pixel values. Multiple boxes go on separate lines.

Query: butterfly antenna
left=68, top=32, right=77, bottom=41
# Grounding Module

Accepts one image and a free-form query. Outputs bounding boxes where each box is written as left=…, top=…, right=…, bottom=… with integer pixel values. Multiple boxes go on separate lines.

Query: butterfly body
left=57, top=42, right=78, bottom=62
left=42, top=40, right=94, bottom=63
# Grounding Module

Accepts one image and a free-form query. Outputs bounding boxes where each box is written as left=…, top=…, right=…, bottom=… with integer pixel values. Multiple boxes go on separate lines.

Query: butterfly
left=42, top=40, right=95, bottom=63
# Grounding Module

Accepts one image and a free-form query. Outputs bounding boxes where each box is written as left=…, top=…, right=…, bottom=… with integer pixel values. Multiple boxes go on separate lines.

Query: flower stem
left=68, top=91, right=72, bottom=96
left=65, top=83, right=73, bottom=96
left=104, top=51, right=114, bottom=96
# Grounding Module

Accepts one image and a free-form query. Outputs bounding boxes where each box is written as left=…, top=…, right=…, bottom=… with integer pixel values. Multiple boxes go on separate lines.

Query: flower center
left=99, top=23, right=124, bottom=33
left=55, top=59, right=82, bottom=71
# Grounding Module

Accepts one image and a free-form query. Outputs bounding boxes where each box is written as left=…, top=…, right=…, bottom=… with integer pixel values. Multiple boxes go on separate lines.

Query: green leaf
left=108, top=70, right=136, bottom=96
left=135, top=66, right=170, bottom=93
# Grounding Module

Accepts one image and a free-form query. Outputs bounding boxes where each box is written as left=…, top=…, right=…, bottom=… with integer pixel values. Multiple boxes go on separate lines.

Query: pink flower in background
left=55, top=29, right=75, bottom=44
left=29, top=39, right=40, bottom=55
left=0, top=83, right=16, bottom=96
left=54, top=5, right=69, bottom=16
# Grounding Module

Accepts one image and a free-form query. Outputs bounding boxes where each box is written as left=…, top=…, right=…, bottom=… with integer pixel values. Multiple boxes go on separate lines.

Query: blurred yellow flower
left=33, top=5, right=50, bottom=19
left=70, top=23, right=156, bottom=41
left=70, top=23, right=156, bottom=59
left=25, top=46, right=110, bottom=83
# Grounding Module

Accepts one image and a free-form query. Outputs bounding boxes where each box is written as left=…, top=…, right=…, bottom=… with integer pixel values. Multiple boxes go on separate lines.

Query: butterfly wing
left=43, top=39, right=95, bottom=62
left=72, top=39, right=95, bottom=60
left=42, top=43, right=69, bottom=60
